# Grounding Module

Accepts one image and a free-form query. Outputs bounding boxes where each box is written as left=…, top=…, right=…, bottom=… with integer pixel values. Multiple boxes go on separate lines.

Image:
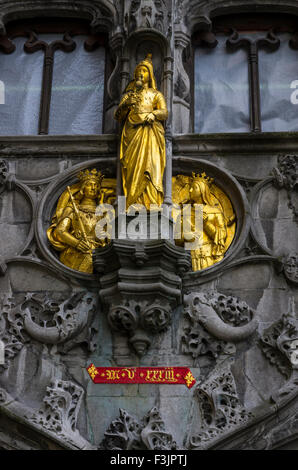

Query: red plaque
left=86, top=364, right=196, bottom=389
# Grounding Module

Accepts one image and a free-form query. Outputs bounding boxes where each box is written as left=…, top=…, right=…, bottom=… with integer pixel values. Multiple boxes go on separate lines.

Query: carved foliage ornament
left=182, top=320, right=235, bottom=361
left=190, top=370, right=253, bottom=449
left=100, top=407, right=177, bottom=450
left=0, top=292, right=97, bottom=372
left=32, top=379, right=84, bottom=444
left=260, top=301, right=298, bottom=380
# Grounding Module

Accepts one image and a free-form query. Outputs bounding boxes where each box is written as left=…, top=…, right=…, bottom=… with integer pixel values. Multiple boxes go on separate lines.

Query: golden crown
left=78, top=168, right=104, bottom=184
left=192, top=172, right=214, bottom=186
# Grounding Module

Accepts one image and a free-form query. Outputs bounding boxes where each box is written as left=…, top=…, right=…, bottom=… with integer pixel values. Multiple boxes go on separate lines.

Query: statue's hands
left=125, top=94, right=138, bottom=107
left=76, top=239, right=91, bottom=253
left=144, top=112, right=156, bottom=124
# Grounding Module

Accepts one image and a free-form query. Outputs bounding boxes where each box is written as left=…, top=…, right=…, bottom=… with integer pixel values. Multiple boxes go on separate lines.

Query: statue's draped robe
left=115, top=88, right=168, bottom=209
left=176, top=204, right=227, bottom=271
left=47, top=205, right=104, bottom=273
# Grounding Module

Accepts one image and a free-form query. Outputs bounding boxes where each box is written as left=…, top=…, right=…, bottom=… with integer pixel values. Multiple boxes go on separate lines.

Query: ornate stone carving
left=94, top=233, right=190, bottom=357
left=272, top=155, right=298, bottom=220
left=32, top=380, right=84, bottom=443
left=141, top=407, right=177, bottom=450
left=182, top=318, right=235, bottom=361
left=0, top=294, right=27, bottom=372
left=174, top=0, right=187, bottom=26
left=174, top=33, right=190, bottom=102
left=281, top=253, right=298, bottom=285
left=0, top=158, right=16, bottom=195
left=0, top=159, right=8, bottom=194
left=239, top=412, right=298, bottom=450
left=0, top=292, right=97, bottom=372
left=108, top=298, right=172, bottom=356
left=124, top=0, right=171, bottom=37
left=100, top=407, right=176, bottom=450
left=260, top=300, right=298, bottom=405
left=183, top=292, right=257, bottom=344
left=172, top=29, right=191, bottom=133
left=106, top=34, right=123, bottom=105
left=260, top=301, right=298, bottom=380
left=189, top=369, right=253, bottom=449
left=212, top=294, right=253, bottom=327
left=100, top=408, right=142, bottom=450
left=273, top=154, right=297, bottom=191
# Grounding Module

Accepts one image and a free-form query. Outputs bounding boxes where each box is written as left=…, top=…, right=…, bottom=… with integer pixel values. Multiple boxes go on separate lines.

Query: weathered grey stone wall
left=0, top=0, right=297, bottom=450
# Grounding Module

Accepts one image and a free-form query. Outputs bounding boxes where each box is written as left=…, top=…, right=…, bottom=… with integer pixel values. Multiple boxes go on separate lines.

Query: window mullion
left=24, top=31, right=76, bottom=135
left=227, top=29, right=280, bottom=133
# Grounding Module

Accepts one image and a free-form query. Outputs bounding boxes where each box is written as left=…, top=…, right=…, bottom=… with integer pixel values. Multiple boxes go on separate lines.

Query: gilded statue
left=47, top=169, right=115, bottom=274
left=173, top=173, right=236, bottom=271
left=114, top=53, right=168, bottom=210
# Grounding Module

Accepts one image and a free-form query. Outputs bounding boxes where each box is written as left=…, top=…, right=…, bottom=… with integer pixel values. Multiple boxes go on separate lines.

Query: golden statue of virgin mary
left=114, top=54, right=168, bottom=210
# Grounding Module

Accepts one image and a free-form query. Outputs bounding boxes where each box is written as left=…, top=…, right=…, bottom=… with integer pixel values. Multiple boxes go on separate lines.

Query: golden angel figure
left=47, top=169, right=112, bottom=274
left=173, top=173, right=236, bottom=271
left=114, top=53, right=168, bottom=210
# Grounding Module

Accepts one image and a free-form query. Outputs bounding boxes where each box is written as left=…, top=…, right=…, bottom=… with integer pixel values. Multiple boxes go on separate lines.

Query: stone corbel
left=94, top=231, right=191, bottom=357
left=108, top=298, right=172, bottom=356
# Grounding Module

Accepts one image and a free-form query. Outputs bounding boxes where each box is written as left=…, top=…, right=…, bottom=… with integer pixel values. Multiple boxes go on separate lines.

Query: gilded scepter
left=67, top=186, right=90, bottom=249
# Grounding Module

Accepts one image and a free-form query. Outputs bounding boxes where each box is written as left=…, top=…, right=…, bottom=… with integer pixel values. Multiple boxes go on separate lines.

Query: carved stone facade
left=0, top=0, right=297, bottom=451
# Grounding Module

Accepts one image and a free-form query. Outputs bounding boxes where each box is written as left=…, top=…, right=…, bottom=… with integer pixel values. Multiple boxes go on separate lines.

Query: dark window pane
left=49, top=35, right=105, bottom=135
left=259, top=33, right=298, bottom=132
left=0, top=37, right=43, bottom=135
left=194, top=34, right=250, bottom=133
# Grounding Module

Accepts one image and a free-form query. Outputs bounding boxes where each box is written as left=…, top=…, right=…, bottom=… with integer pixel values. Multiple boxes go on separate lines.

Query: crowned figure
left=175, top=173, right=228, bottom=271
left=114, top=53, right=168, bottom=210
left=47, top=169, right=109, bottom=273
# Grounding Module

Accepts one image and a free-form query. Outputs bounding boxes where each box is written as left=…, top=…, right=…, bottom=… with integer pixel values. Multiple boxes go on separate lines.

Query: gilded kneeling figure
left=174, top=172, right=236, bottom=271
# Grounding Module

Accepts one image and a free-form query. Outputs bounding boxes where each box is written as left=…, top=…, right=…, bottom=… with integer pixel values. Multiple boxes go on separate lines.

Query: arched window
left=0, top=18, right=108, bottom=135
left=193, top=13, right=298, bottom=133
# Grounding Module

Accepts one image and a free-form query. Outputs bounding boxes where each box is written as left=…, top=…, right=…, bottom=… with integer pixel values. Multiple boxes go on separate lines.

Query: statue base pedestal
left=93, top=213, right=191, bottom=358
